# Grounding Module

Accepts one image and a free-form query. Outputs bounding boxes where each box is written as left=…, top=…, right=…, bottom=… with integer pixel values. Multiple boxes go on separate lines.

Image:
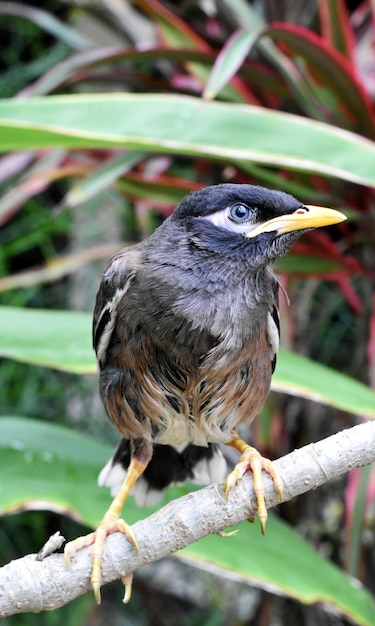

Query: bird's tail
left=98, top=438, right=228, bottom=506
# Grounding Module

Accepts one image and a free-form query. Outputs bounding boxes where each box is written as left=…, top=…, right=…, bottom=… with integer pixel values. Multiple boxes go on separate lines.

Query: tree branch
left=1, top=420, right=375, bottom=617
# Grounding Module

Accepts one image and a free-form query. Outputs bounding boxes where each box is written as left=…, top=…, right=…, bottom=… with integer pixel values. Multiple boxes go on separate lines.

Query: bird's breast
left=100, top=321, right=273, bottom=447
left=191, top=327, right=273, bottom=444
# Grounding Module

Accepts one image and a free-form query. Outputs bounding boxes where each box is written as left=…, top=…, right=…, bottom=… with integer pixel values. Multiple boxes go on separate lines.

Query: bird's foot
left=64, top=516, right=139, bottom=605
left=224, top=442, right=283, bottom=534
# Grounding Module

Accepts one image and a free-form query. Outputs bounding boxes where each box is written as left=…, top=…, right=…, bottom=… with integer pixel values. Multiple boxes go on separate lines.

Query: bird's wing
left=93, top=245, right=141, bottom=368
left=267, top=280, right=280, bottom=374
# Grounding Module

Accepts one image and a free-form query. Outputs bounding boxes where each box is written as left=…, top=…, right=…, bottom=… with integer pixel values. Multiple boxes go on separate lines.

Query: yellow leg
left=224, top=431, right=283, bottom=534
left=64, top=457, right=148, bottom=604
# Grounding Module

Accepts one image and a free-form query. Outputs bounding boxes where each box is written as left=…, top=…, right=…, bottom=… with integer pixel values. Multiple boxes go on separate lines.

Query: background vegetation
left=0, top=0, right=375, bottom=624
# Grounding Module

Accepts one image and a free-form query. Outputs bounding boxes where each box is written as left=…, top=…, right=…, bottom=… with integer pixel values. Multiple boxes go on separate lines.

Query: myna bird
left=65, top=183, right=346, bottom=603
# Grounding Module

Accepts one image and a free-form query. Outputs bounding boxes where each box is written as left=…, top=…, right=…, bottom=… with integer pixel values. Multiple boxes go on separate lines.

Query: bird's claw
left=121, top=572, right=134, bottom=604
left=64, top=530, right=96, bottom=569
left=224, top=445, right=283, bottom=534
left=217, top=528, right=240, bottom=538
left=64, top=518, right=139, bottom=605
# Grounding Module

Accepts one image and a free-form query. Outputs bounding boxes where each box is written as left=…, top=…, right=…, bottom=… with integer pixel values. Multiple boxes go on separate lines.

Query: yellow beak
left=244, top=205, right=346, bottom=239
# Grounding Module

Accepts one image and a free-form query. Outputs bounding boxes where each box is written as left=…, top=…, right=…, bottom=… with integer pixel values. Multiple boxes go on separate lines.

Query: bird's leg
left=224, top=431, right=283, bottom=534
left=65, top=440, right=152, bottom=605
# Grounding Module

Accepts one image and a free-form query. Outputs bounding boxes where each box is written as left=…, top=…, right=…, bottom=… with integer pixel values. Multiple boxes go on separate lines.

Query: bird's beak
left=244, top=205, right=346, bottom=239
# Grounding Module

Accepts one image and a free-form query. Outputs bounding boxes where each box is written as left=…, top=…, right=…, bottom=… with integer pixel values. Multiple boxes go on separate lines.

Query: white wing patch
left=98, top=458, right=163, bottom=506
left=191, top=448, right=227, bottom=486
left=97, top=455, right=124, bottom=493
left=95, top=286, right=128, bottom=366
left=267, top=308, right=280, bottom=372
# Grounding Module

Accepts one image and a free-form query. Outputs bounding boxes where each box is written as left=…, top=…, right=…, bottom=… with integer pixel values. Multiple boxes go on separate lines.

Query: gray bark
left=1, top=420, right=374, bottom=617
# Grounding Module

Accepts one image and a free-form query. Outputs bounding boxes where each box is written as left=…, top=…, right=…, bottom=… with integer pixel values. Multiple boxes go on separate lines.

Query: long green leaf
left=0, top=306, right=95, bottom=374
left=0, top=94, right=374, bottom=185
left=217, top=0, right=325, bottom=117
left=0, top=417, right=111, bottom=522
left=203, top=28, right=260, bottom=100
left=181, top=519, right=375, bottom=626
left=0, top=306, right=375, bottom=417
left=64, top=150, right=145, bottom=208
left=0, top=417, right=191, bottom=525
left=1, top=417, right=374, bottom=625
left=273, top=350, right=375, bottom=419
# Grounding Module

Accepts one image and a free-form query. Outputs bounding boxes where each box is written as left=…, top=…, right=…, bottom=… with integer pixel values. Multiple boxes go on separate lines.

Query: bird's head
left=170, top=183, right=346, bottom=267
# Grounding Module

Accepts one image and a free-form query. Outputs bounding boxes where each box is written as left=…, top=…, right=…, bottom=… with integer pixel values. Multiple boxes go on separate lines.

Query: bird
left=64, top=183, right=346, bottom=603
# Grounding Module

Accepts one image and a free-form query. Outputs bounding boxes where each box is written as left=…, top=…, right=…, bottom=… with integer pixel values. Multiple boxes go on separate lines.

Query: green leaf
left=0, top=416, right=187, bottom=525
left=132, top=0, right=248, bottom=103
left=0, top=306, right=95, bottom=374
left=1, top=417, right=374, bottom=625
left=1, top=306, right=375, bottom=417
left=216, top=1, right=324, bottom=117
left=0, top=94, right=375, bottom=185
left=64, top=150, right=145, bottom=208
left=117, top=175, right=198, bottom=204
left=273, top=350, right=375, bottom=419
left=203, top=29, right=260, bottom=100
left=0, top=417, right=112, bottom=524
left=180, top=518, right=375, bottom=626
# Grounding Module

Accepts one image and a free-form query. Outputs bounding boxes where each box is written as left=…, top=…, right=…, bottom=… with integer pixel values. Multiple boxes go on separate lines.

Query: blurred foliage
left=0, top=0, right=375, bottom=625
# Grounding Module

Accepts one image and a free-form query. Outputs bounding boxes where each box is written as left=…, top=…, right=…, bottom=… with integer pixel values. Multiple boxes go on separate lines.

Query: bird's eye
left=228, top=203, right=252, bottom=223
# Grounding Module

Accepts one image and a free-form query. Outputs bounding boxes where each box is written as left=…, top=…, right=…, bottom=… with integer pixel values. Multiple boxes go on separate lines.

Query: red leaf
left=133, top=0, right=211, bottom=51
left=266, top=22, right=375, bottom=138
left=319, top=0, right=356, bottom=63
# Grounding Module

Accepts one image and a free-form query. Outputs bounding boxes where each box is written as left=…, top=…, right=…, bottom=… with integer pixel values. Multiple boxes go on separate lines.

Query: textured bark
left=1, top=420, right=374, bottom=617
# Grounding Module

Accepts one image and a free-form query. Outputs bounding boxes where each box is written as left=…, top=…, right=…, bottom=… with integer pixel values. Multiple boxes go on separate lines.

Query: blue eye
left=229, top=203, right=252, bottom=223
